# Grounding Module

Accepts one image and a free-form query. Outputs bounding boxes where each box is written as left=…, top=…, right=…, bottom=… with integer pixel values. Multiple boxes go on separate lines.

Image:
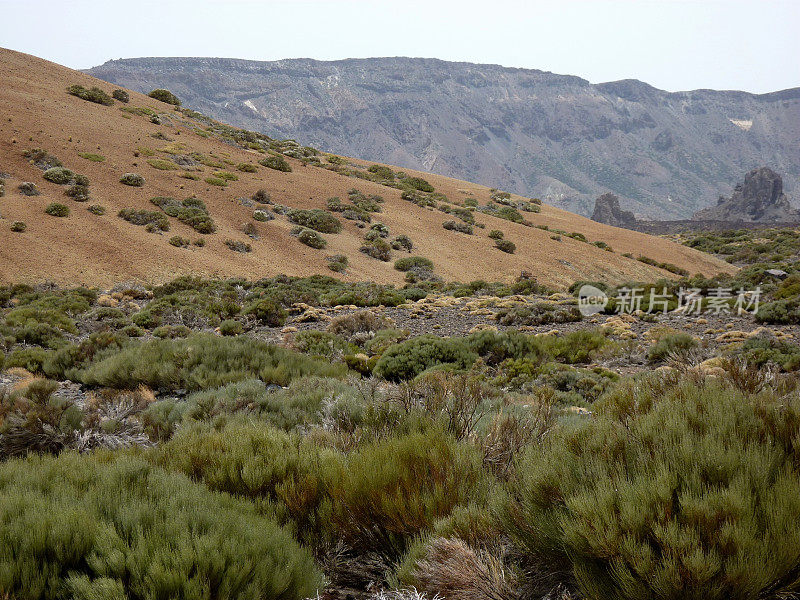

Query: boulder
left=693, top=167, right=800, bottom=223
left=591, top=193, right=638, bottom=228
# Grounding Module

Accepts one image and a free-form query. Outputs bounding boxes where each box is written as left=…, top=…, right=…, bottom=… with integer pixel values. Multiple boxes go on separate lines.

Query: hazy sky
left=2, top=0, right=798, bottom=93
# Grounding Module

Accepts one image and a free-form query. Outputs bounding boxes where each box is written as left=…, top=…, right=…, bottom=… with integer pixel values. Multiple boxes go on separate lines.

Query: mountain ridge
left=86, top=55, right=800, bottom=219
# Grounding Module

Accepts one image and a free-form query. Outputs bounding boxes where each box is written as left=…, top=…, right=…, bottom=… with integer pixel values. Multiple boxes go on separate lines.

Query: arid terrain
left=0, top=48, right=732, bottom=289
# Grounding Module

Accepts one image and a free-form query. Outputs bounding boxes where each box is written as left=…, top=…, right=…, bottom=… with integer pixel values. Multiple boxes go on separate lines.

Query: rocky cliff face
left=86, top=57, right=800, bottom=218
left=693, top=167, right=799, bottom=222
left=591, top=193, right=638, bottom=228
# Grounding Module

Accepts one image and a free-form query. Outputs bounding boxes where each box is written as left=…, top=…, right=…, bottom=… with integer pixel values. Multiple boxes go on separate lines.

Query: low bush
left=296, top=228, right=327, bottom=249
left=647, top=332, right=699, bottom=363
left=253, top=188, right=271, bottom=203
left=496, top=301, right=581, bottom=326
left=360, top=239, right=392, bottom=261
left=237, top=162, right=258, bottom=172
left=18, top=181, right=40, bottom=196
left=0, top=453, right=322, bottom=598
left=331, top=431, right=486, bottom=563
left=10, top=221, right=26, bottom=232
left=219, top=319, right=243, bottom=336
left=43, top=166, right=75, bottom=184
left=151, top=196, right=216, bottom=233
left=327, top=254, right=348, bottom=273
left=64, top=183, right=90, bottom=201
left=72, top=333, right=346, bottom=391
left=225, top=239, right=252, bottom=253
left=443, top=220, right=473, bottom=234
left=488, top=229, right=504, bottom=240
left=119, top=172, right=144, bottom=186
left=169, top=235, right=190, bottom=248
left=67, top=84, right=113, bottom=106
left=243, top=298, right=288, bottom=326
left=253, top=209, right=274, bottom=221
left=374, top=335, right=477, bottom=381
left=260, top=154, right=292, bottom=172
left=495, top=239, right=516, bottom=253
left=87, top=204, right=105, bottom=215
left=118, top=208, right=170, bottom=231
left=368, top=164, right=395, bottom=180
left=501, top=373, right=800, bottom=599
left=288, top=209, right=342, bottom=233
left=401, top=176, right=435, bottom=193
left=392, top=234, right=413, bottom=252
left=148, top=88, right=181, bottom=105
left=44, top=203, right=70, bottom=217
left=111, top=88, right=129, bottom=102
left=395, top=256, right=434, bottom=272
left=76, top=152, right=103, bottom=163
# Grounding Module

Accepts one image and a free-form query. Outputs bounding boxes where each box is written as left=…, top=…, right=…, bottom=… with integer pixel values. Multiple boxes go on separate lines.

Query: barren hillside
left=0, top=48, right=734, bottom=288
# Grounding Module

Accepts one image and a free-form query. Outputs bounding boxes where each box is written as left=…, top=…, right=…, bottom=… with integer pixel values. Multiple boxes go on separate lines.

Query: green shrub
left=253, top=209, right=274, bottom=222
left=374, top=335, right=477, bottom=381
left=237, top=162, right=258, bottom=172
left=225, top=239, right=251, bottom=253
left=495, top=239, right=516, bottom=253
left=168, top=235, right=190, bottom=248
left=67, top=84, right=113, bottom=106
left=111, top=88, right=129, bottom=102
left=87, top=204, right=105, bottom=215
left=253, top=188, right=271, bottom=203
left=10, top=221, right=26, bottom=232
left=331, top=432, right=486, bottom=562
left=146, top=157, right=178, bottom=170
left=360, top=239, right=392, bottom=261
left=0, top=453, right=322, bottom=599
left=118, top=208, right=169, bottom=231
left=402, top=176, right=435, bottom=192
left=72, top=333, right=345, bottom=391
left=647, top=332, right=699, bottom=363
left=739, top=336, right=800, bottom=371
left=204, top=176, right=226, bottom=186
left=756, top=299, right=800, bottom=325
left=214, top=170, right=239, bottom=181
left=496, top=302, right=581, bottom=326
left=64, top=183, right=90, bottom=201
left=488, top=229, right=504, bottom=240
left=151, top=196, right=216, bottom=233
left=288, top=209, right=342, bottom=234
left=44, top=203, right=69, bottom=217
left=368, top=164, right=395, bottom=180
left=501, top=373, right=800, bottom=599
left=392, top=234, right=414, bottom=252
left=443, top=220, right=473, bottom=234
left=327, top=254, right=348, bottom=273
left=296, top=228, right=327, bottom=249
left=42, top=167, right=74, bottom=184
left=260, top=155, right=292, bottom=172
left=219, top=319, right=243, bottom=336
left=119, top=172, right=144, bottom=187
left=17, top=182, right=40, bottom=196
left=244, top=298, right=288, bottom=326
left=148, top=88, right=181, bottom=105
left=395, top=256, right=434, bottom=272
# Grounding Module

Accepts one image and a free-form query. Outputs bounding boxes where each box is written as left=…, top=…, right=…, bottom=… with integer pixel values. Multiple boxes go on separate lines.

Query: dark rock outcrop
left=86, top=57, right=800, bottom=219
left=591, top=193, right=638, bottom=228
left=693, top=167, right=799, bottom=223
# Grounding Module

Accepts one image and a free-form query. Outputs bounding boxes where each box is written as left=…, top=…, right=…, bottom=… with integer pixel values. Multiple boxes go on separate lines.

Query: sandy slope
left=0, top=48, right=735, bottom=288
